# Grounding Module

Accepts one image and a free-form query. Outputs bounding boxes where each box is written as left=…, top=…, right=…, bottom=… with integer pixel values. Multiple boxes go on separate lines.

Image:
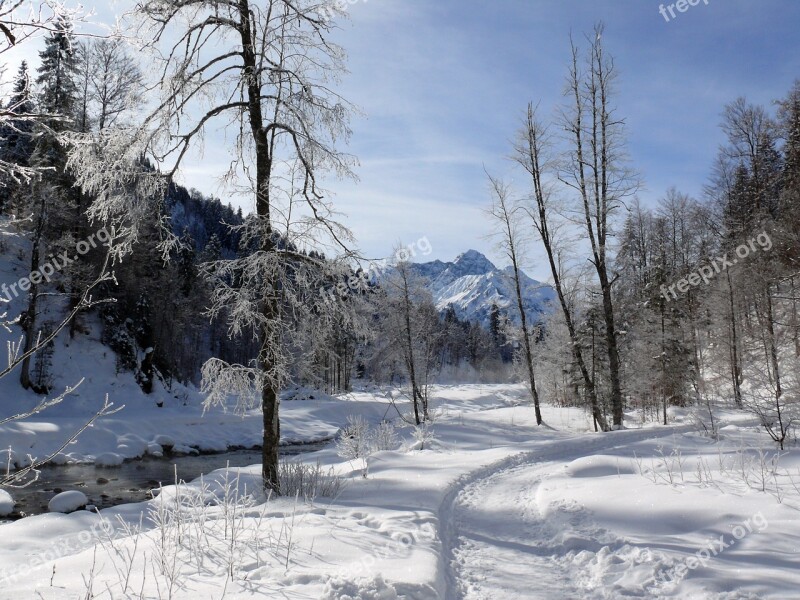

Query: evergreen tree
left=19, top=20, right=82, bottom=389
left=36, top=16, right=79, bottom=121
left=0, top=62, right=36, bottom=210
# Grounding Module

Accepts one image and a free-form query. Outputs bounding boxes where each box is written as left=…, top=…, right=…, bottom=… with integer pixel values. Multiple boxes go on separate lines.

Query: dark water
left=2, top=441, right=328, bottom=520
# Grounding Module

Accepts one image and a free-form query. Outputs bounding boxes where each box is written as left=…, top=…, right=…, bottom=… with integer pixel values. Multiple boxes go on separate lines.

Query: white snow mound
left=95, top=452, right=124, bottom=467
left=564, top=455, right=635, bottom=478
left=48, top=490, right=88, bottom=513
left=153, top=434, right=175, bottom=448
left=146, top=443, right=164, bottom=457
left=0, top=489, right=14, bottom=516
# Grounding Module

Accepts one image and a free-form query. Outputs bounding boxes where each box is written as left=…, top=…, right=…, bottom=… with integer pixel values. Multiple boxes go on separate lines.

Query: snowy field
left=1, top=384, right=798, bottom=599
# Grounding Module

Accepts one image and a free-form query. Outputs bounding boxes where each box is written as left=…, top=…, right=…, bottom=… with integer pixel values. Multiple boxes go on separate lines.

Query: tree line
left=488, top=24, right=800, bottom=444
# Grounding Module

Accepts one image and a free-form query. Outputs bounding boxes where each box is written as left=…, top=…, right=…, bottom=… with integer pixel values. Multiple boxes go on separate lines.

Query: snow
left=0, top=326, right=378, bottom=466
left=47, top=490, right=88, bottom=514
left=153, top=434, right=175, bottom=448
left=94, top=452, right=124, bottom=467
left=564, top=454, right=637, bottom=478
left=322, top=575, right=399, bottom=599
left=0, top=490, right=13, bottom=516
left=1, top=371, right=799, bottom=598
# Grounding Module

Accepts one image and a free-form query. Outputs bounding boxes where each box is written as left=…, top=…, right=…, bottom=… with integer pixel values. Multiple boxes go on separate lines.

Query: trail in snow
left=440, top=427, right=691, bottom=600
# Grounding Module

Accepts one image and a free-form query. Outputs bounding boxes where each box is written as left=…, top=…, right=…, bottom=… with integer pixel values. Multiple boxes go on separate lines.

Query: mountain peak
left=408, top=249, right=556, bottom=327
left=452, top=250, right=496, bottom=275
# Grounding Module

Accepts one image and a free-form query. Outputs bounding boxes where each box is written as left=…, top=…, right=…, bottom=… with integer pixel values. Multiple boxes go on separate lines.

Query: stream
left=2, top=441, right=328, bottom=521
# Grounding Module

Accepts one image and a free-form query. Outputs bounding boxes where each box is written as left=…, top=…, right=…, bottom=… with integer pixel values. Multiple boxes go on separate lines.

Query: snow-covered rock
left=153, top=434, right=175, bottom=448
left=172, top=443, right=199, bottom=455
left=116, top=434, right=149, bottom=457
left=49, top=453, right=70, bottom=466
left=48, top=490, right=88, bottom=513
left=0, top=489, right=14, bottom=516
left=95, top=452, right=125, bottom=467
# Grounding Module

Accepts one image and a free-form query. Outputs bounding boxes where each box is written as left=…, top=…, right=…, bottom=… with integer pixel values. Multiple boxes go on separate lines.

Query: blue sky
left=320, top=0, right=800, bottom=276
left=7, top=0, right=800, bottom=279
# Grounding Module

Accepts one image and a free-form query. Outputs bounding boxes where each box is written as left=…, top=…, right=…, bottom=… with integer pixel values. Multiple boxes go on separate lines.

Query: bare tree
left=556, top=25, right=638, bottom=429
left=485, top=173, right=543, bottom=425
left=372, top=255, right=440, bottom=425
left=514, top=103, right=610, bottom=431
left=87, top=38, right=143, bottom=131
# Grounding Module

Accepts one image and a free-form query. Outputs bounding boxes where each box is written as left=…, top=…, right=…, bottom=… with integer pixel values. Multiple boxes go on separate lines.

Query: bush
left=336, top=415, right=371, bottom=461
left=370, top=421, right=399, bottom=452
left=278, top=459, right=344, bottom=501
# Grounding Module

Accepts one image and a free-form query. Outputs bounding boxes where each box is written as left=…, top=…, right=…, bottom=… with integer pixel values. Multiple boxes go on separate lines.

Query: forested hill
left=165, top=183, right=242, bottom=259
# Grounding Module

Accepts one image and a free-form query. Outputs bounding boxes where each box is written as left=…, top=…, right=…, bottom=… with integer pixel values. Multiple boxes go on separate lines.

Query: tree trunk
left=599, top=271, right=624, bottom=428
left=404, top=301, right=422, bottom=425
left=765, top=286, right=783, bottom=448
left=791, top=277, right=800, bottom=357
left=20, top=191, right=46, bottom=393
left=240, top=0, right=280, bottom=492
left=513, top=266, right=542, bottom=425
left=660, top=301, right=668, bottom=426
left=726, top=270, right=743, bottom=408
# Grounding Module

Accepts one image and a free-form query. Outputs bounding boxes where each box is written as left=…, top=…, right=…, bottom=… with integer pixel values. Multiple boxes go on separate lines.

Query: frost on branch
left=200, top=358, right=265, bottom=414
left=64, top=126, right=176, bottom=261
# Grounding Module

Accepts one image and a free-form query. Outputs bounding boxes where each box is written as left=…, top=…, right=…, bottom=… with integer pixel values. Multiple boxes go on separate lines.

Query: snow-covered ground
left=1, top=384, right=798, bottom=599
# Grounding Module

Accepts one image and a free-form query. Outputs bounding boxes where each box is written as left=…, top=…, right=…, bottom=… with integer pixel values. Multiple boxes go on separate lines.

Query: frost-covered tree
left=0, top=2, right=88, bottom=187
left=76, top=0, right=359, bottom=492
left=369, top=257, right=441, bottom=424
left=485, top=173, right=543, bottom=425
left=18, top=17, right=83, bottom=390
left=0, top=5, right=127, bottom=486
left=0, top=61, right=35, bottom=207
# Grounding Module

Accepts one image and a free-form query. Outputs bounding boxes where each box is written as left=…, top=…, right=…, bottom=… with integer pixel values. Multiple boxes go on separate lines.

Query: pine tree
left=19, top=19, right=82, bottom=389
left=0, top=62, right=36, bottom=209
left=36, top=16, right=79, bottom=121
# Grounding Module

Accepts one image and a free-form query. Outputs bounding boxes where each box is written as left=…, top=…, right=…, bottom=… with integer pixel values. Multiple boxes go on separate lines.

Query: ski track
left=438, top=426, right=692, bottom=600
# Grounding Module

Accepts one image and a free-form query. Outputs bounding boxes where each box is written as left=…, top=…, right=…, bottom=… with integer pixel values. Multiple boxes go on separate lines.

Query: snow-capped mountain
left=411, top=250, right=556, bottom=327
